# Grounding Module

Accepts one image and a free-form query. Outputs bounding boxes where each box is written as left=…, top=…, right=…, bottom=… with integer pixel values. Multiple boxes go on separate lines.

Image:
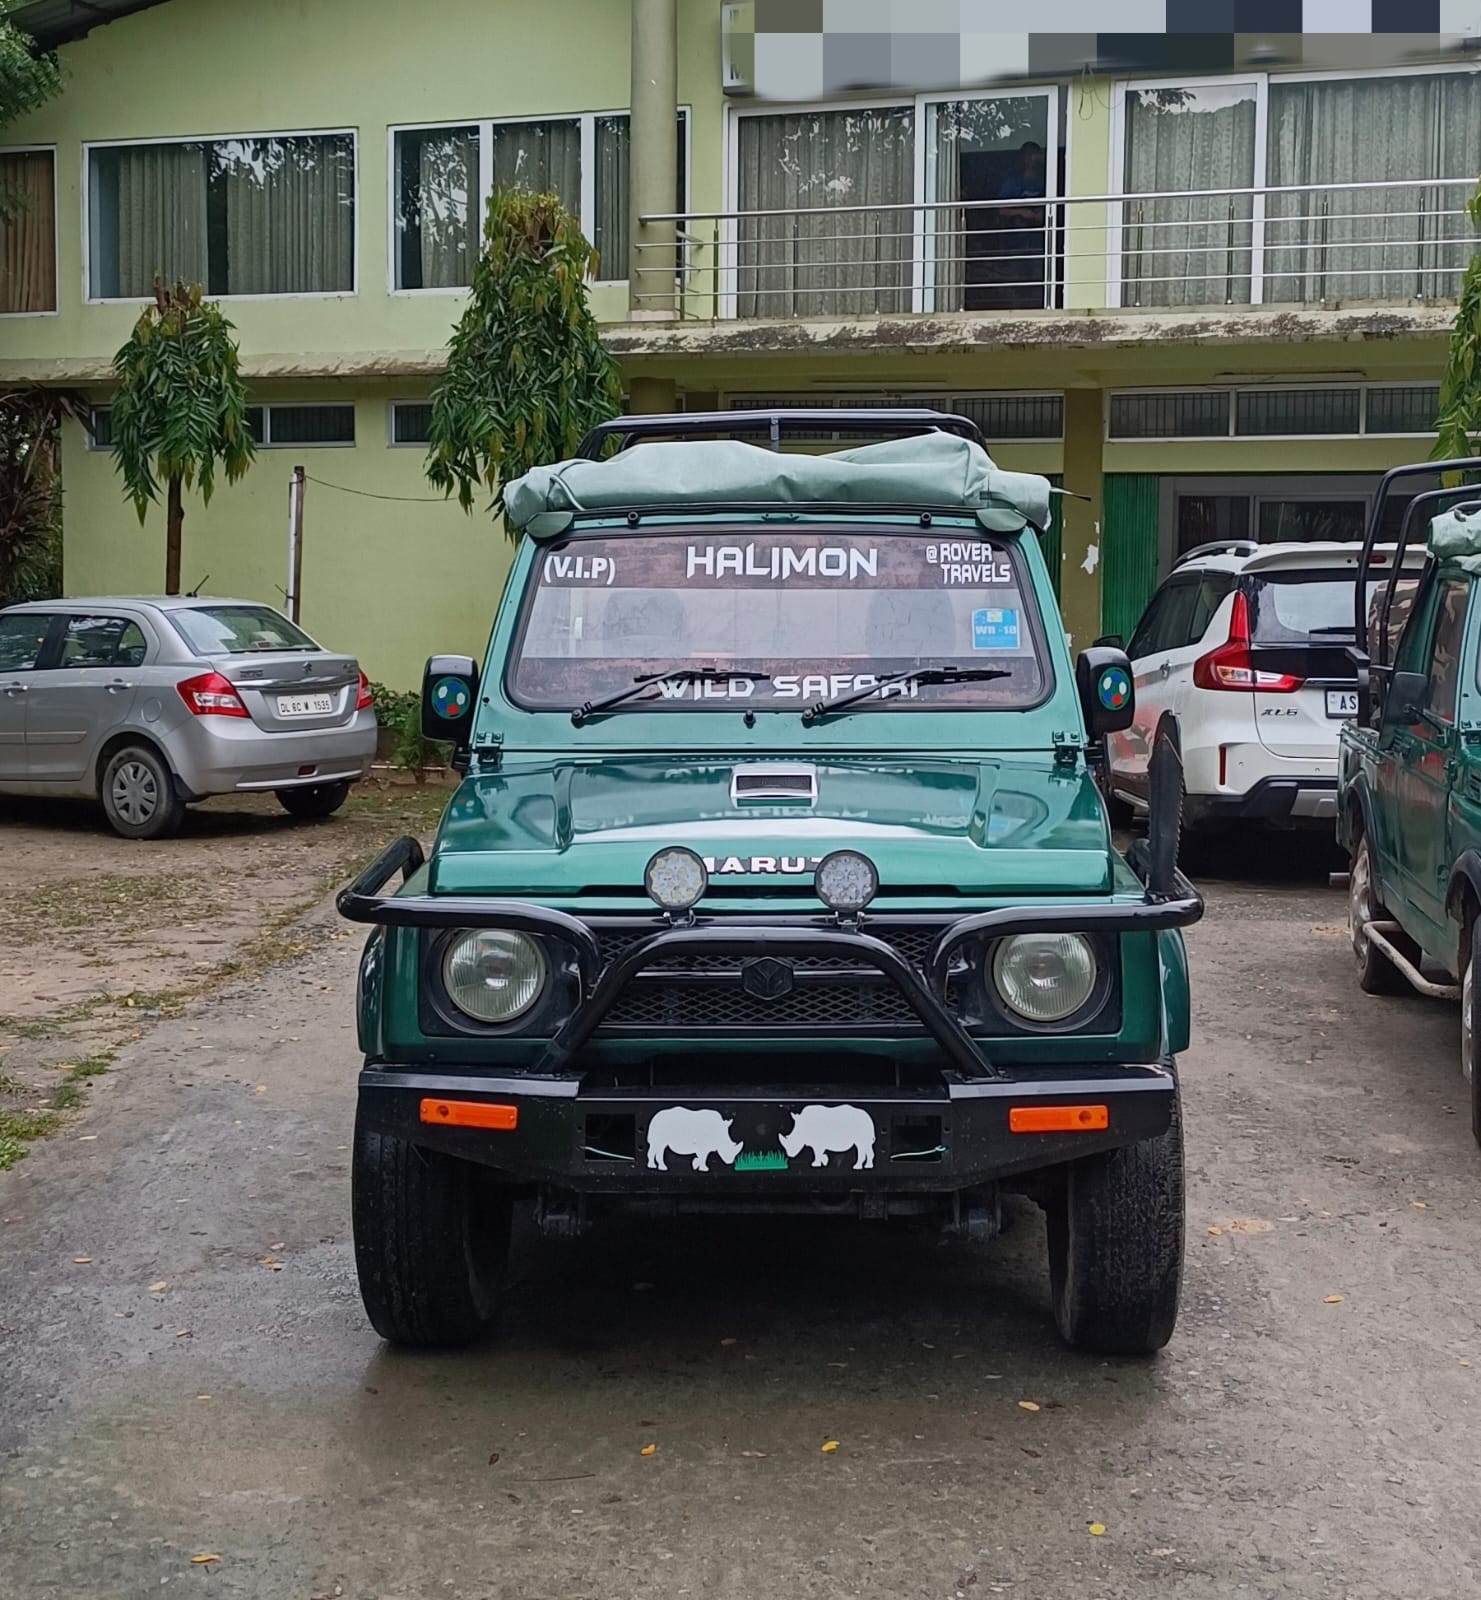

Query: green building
left=2, top=0, right=1476, bottom=684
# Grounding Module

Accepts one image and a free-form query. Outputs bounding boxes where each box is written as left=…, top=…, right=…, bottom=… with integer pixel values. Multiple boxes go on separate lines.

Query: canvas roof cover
left=1430, top=499, right=1481, bottom=570
left=503, top=434, right=1053, bottom=534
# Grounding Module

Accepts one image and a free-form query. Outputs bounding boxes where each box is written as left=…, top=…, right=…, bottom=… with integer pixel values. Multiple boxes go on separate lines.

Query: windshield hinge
left=1052, top=731, right=1082, bottom=768
left=472, top=729, right=504, bottom=769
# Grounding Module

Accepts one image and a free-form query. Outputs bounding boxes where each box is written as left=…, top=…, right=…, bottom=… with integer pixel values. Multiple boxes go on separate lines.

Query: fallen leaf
left=1460, top=1360, right=1471, bottom=1369
left=1088, top=1522, right=1106, bottom=1536
left=73, top=1257, right=92, bottom=1265
left=175, top=1329, right=192, bottom=1338
left=149, top=1281, right=168, bottom=1293
left=827, top=1361, right=848, bottom=1368
left=190, top=1554, right=219, bottom=1565
left=1412, top=1201, right=1428, bottom=1209
left=820, top=1439, right=839, bottom=1453
left=1324, top=1295, right=1344, bottom=1305
left=1017, top=1400, right=1040, bottom=1412
left=740, top=1450, right=768, bottom=1458
left=719, top=1337, right=737, bottom=1346
left=488, top=1452, right=500, bottom=1465
left=1206, top=1226, right=1223, bottom=1237
left=254, top=1085, right=267, bottom=1094
left=196, top=1395, right=210, bottom=1401
left=1229, top=1218, right=1272, bottom=1235
left=640, top=1443, right=657, bottom=1456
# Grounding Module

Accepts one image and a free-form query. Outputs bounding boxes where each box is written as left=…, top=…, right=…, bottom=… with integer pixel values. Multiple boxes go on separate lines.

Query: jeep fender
left=1338, top=775, right=1378, bottom=857
left=1445, top=850, right=1481, bottom=957
left=1157, top=928, right=1190, bottom=1057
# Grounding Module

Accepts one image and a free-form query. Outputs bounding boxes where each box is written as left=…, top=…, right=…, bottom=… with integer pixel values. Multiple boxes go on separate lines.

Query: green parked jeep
left=1338, top=459, right=1481, bottom=1143
left=340, top=410, right=1202, bottom=1355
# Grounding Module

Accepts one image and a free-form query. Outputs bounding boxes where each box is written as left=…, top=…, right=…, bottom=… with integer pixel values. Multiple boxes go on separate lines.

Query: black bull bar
left=337, top=836, right=1204, bottom=1080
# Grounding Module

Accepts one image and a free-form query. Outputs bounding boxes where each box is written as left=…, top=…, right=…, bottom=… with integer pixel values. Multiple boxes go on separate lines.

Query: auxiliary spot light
left=815, top=850, right=878, bottom=916
left=645, top=846, right=708, bottom=914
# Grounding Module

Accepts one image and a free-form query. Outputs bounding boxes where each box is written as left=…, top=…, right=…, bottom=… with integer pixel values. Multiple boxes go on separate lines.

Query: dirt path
left=0, top=782, right=447, bottom=1169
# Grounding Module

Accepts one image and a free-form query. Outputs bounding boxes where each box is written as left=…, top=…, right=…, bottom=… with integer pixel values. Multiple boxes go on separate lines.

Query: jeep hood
left=427, top=755, right=1112, bottom=899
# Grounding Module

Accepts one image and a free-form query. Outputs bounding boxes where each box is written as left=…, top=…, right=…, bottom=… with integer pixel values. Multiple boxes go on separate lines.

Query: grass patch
left=68, top=1055, right=112, bottom=1079
left=0, top=1108, right=62, bottom=1167
left=51, top=1079, right=85, bottom=1110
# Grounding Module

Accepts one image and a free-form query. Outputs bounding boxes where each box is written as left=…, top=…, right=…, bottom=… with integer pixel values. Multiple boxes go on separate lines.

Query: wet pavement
left=2, top=838, right=1479, bottom=1599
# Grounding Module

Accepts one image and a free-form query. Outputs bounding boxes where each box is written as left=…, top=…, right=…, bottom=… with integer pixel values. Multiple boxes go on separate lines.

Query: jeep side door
left=1385, top=571, right=1471, bottom=949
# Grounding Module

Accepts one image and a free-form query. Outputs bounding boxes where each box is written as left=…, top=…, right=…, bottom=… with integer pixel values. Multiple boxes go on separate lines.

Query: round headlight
left=815, top=850, right=879, bottom=915
left=991, top=933, right=1098, bottom=1025
left=443, top=929, right=548, bottom=1024
left=645, top=846, right=708, bottom=913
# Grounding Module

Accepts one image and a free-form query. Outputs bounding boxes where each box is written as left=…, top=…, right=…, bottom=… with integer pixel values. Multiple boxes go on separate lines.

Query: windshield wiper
left=800, top=665, right=1010, bottom=726
left=571, top=667, right=772, bottom=727
left=1306, top=626, right=1358, bottom=635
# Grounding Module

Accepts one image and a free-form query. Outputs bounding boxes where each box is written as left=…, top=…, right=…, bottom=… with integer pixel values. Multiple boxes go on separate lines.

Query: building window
left=1108, top=382, right=1438, bottom=441
left=725, top=392, right=1063, bottom=442
left=1366, top=384, right=1441, bottom=436
left=1235, top=387, right=1361, bottom=437
left=246, top=404, right=355, bottom=447
left=389, top=402, right=433, bottom=446
left=87, top=406, right=113, bottom=449
left=0, top=148, right=57, bottom=314
left=87, top=132, right=356, bottom=300
left=1108, top=391, right=1231, bottom=439
left=392, top=111, right=688, bottom=291
left=1116, top=68, right=1481, bottom=308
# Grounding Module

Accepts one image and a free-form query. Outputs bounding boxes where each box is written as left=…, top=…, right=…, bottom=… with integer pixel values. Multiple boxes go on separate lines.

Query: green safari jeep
left=339, top=409, right=1203, bottom=1355
left=1338, top=458, right=1481, bottom=1143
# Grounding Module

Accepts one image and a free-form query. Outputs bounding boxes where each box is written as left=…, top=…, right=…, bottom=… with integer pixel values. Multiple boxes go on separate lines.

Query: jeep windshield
left=510, top=528, right=1049, bottom=713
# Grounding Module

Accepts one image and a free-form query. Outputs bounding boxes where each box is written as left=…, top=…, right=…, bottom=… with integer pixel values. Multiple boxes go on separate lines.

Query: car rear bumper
left=357, top=1061, right=1178, bottom=1192
left=171, top=712, right=377, bottom=798
left=1184, top=776, right=1338, bottom=828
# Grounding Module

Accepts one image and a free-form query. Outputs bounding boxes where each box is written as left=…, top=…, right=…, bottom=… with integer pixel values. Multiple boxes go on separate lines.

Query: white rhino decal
left=646, top=1107, right=743, bottom=1172
left=780, top=1104, right=876, bottom=1170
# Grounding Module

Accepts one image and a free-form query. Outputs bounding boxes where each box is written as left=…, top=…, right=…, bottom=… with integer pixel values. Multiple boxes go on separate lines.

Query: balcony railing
left=634, top=175, right=1478, bottom=322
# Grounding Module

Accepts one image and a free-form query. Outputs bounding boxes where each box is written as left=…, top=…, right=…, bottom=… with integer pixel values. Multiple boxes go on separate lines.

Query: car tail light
left=1192, top=592, right=1303, bottom=693
left=356, top=671, right=373, bottom=711
left=176, top=671, right=249, bottom=718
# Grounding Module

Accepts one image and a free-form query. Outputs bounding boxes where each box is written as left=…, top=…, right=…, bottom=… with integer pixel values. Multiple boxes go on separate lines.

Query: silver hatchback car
left=0, top=597, right=378, bottom=839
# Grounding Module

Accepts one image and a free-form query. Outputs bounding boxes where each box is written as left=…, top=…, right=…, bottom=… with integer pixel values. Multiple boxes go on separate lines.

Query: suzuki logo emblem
left=741, top=957, right=795, bottom=1000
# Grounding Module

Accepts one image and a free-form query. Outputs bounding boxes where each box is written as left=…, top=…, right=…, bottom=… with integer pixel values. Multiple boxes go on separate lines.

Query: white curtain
left=594, top=115, right=630, bottom=280
left=1265, top=73, right=1481, bottom=305
left=927, top=105, right=963, bottom=311
left=417, top=128, right=479, bottom=289
left=222, top=135, right=354, bottom=296
left=0, top=151, right=56, bottom=313
left=490, top=119, right=581, bottom=214
left=1122, top=88, right=1256, bottom=307
left=111, top=143, right=209, bottom=298
left=736, top=107, right=914, bottom=318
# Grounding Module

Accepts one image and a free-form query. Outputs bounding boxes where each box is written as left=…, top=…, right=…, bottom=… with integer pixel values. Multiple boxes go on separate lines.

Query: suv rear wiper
left=1306, top=625, right=1358, bottom=635
left=800, top=665, right=1010, bottom=726
left=571, top=667, right=771, bottom=727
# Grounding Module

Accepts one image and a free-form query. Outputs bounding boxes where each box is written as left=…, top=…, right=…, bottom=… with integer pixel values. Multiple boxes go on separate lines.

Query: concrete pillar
left=627, top=375, right=676, bottom=415
left=629, top=0, right=677, bottom=320
left=1057, top=388, right=1105, bottom=651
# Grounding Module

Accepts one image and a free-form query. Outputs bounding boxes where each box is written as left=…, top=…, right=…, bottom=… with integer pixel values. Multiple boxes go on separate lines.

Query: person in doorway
left=990, top=140, right=1048, bottom=310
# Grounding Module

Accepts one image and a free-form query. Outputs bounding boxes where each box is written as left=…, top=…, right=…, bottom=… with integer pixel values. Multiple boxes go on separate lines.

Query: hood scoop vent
left=730, top=763, right=818, bottom=806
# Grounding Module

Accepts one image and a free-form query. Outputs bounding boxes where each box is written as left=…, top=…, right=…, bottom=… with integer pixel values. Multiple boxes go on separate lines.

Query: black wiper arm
left=571, top=667, right=771, bottom=727
left=1306, top=625, right=1358, bottom=635
left=801, top=665, right=1010, bottom=726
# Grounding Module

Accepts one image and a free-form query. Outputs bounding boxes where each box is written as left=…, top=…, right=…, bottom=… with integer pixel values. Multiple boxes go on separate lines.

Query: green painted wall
left=1101, top=474, right=1160, bottom=644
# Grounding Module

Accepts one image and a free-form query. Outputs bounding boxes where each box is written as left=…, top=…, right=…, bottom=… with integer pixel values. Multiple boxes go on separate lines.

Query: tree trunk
left=165, top=475, right=184, bottom=595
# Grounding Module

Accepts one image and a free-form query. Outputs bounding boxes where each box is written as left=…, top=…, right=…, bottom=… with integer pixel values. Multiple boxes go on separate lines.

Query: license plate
left=1325, top=690, right=1359, bottom=719
left=277, top=693, right=334, bottom=718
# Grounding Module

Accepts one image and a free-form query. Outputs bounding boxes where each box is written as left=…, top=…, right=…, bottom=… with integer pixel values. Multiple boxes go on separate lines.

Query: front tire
left=1463, top=917, right=1481, bottom=1149
left=1349, top=834, right=1409, bottom=996
left=1046, top=1072, right=1184, bottom=1357
left=352, top=1112, right=512, bottom=1347
left=100, top=744, right=186, bottom=840
left=276, top=779, right=351, bottom=820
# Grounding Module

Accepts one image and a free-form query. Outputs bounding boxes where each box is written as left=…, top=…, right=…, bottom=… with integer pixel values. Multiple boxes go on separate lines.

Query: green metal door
left=1102, top=474, right=1160, bottom=644
left=1041, top=473, right=1063, bottom=601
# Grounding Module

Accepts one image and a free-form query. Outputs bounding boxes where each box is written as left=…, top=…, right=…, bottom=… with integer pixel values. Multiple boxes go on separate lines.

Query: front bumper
left=340, top=837, right=1202, bottom=1189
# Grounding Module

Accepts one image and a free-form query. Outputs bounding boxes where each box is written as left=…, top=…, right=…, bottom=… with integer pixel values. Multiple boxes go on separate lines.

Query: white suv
left=1106, top=541, right=1422, bottom=834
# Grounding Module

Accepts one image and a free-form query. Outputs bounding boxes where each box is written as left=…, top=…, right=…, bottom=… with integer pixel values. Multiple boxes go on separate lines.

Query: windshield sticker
left=544, top=552, right=616, bottom=585
left=971, top=607, right=1019, bottom=651
left=431, top=676, right=473, bottom=719
left=927, top=542, right=1014, bottom=586
left=686, top=543, right=878, bottom=582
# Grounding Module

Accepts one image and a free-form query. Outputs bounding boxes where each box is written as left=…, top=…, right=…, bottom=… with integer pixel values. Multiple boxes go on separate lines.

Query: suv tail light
left=177, top=671, right=249, bottom=718
left=1192, top=592, right=1303, bottom=693
left=356, top=671, right=373, bottom=711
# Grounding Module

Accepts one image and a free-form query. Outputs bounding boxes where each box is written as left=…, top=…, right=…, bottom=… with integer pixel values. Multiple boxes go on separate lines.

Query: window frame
left=387, top=399, right=433, bottom=448
left=54, top=612, right=152, bottom=670
left=1106, top=381, right=1441, bottom=443
left=1423, top=574, right=1470, bottom=727
left=1107, top=61, right=1481, bottom=311
left=247, top=402, right=357, bottom=450
left=722, top=83, right=1066, bottom=320
left=386, top=107, right=692, bottom=296
left=82, top=125, right=360, bottom=305
left=0, top=143, right=59, bottom=319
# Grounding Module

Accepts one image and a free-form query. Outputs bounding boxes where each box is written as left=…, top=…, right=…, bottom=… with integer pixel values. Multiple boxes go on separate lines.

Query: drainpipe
left=629, top=0, right=677, bottom=323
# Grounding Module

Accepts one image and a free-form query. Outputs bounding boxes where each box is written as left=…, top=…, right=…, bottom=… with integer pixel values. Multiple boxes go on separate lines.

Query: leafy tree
left=109, top=281, right=255, bottom=594
left=1435, top=179, right=1481, bottom=467
left=0, top=389, right=75, bottom=606
left=1, top=2, right=59, bottom=223
left=426, top=188, right=622, bottom=530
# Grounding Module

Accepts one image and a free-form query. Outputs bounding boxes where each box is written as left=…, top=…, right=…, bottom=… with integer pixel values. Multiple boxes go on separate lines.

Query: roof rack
left=575, top=408, right=985, bottom=460
left=1175, top=540, right=1260, bottom=566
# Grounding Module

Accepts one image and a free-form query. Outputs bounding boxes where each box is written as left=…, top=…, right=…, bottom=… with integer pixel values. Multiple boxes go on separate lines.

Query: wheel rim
left=111, top=760, right=158, bottom=825
left=1464, top=955, right=1475, bottom=1085
left=1349, top=842, right=1373, bottom=964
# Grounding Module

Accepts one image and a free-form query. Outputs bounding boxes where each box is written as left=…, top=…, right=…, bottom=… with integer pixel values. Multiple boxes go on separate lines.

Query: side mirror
left=1076, top=646, right=1135, bottom=737
left=1383, top=668, right=1426, bottom=728
left=422, top=654, right=480, bottom=745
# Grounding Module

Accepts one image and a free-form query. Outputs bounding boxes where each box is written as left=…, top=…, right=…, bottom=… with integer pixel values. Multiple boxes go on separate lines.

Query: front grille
left=590, top=922, right=951, bottom=1032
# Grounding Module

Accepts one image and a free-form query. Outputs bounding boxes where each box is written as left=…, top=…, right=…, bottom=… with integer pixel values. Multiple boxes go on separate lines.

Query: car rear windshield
left=1249, top=571, right=1420, bottom=647
left=510, top=528, right=1049, bottom=711
left=171, top=606, right=320, bottom=656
